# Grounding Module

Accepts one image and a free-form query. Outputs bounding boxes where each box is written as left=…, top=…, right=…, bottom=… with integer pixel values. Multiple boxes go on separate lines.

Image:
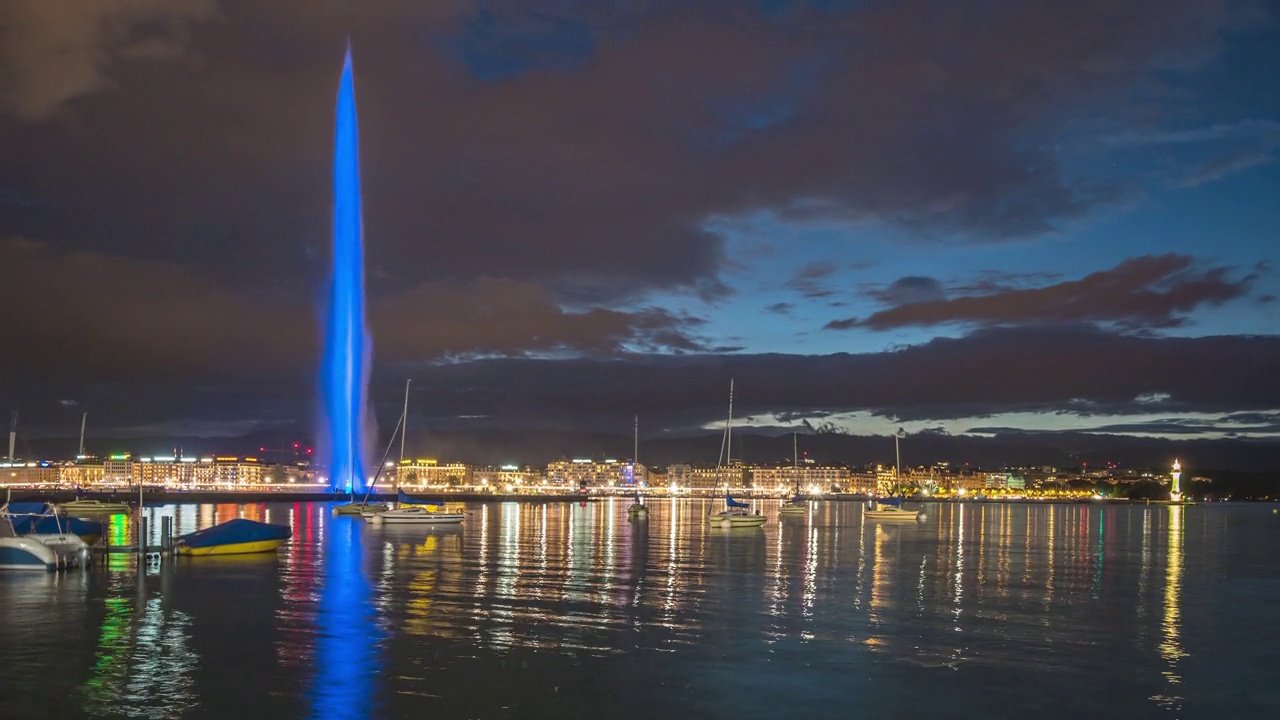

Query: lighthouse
left=1170, top=459, right=1182, bottom=502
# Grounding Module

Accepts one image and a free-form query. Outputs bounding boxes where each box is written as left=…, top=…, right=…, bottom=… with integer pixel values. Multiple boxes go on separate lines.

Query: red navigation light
left=306, top=448, right=312, bottom=454
left=293, top=442, right=299, bottom=449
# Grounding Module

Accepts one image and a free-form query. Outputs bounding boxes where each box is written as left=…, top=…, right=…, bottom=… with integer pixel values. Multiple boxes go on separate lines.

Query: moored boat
left=778, top=497, right=806, bottom=515
left=58, top=498, right=131, bottom=515
left=627, top=494, right=649, bottom=519
left=175, top=518, right=292, bottom=556
left=371, top=503, right=465, bottom=525
left=334, top=501, right=388, bottom=516
left=864, top=497, right=926, bottom=523
left=0, top=508, right=90, bottom=570
left=5, top=502, right=104, bottom=544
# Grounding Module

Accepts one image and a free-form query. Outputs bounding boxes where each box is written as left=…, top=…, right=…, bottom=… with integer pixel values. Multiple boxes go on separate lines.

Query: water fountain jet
left=320, top=44, right=371, bottom=494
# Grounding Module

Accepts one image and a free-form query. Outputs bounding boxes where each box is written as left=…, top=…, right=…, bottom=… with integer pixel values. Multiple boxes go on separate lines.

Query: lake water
left=1, top=500, right=1277, bottom=719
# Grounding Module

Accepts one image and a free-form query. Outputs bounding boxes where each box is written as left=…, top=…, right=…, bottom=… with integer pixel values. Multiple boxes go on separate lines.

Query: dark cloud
left=764, top=302, right=794, bottom=315
left=0, top=0, right=1262, bottom=310
left=830, top=254, right=1256, bottom=331
left=0, top=237, right=705, bottom=383
left=364, top=325, right=1280, bottom=432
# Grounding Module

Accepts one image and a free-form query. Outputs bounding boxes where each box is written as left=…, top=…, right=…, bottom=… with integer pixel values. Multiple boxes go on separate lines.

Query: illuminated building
left=1170, top=459, right=1182, bottom=502
left=545, top=459, right=640, bottom=488
left=394, top=459, right=473, bottom=488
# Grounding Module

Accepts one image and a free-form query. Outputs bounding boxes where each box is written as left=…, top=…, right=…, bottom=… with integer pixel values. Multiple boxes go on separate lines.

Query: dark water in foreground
left=1, top=500, right=1277, bottom=719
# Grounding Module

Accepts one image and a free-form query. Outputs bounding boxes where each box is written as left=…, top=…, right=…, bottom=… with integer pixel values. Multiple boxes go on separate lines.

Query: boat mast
left=7, top=410, right=16, bottom=463
left=399, top=379, right=411, bottom=466
left=894, top=427, right=905, bottom=492
left=78, top=412, right=88, bottom=457
left=793, top=431, right=799, bottom=494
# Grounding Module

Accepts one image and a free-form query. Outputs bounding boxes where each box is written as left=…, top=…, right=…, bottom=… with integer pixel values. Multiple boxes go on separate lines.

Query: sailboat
left=627, top=416, right=648, bottom=519
left=779, top=433, right=806, bottom=515
left=370, top=489, right=465, bottom=525
left=707, top=380, right=766, bottom=528
left=334, top=380, right=412, bottom=517
left=865, top=429, right=926, bottom=523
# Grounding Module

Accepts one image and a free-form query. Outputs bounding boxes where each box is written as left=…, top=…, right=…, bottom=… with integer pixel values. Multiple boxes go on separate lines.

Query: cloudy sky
left=1, top=0, right=1277, bottom=452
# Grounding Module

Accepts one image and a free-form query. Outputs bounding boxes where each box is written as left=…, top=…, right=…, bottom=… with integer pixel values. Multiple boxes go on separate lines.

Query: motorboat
left=57, top=498, right=131, bottom=515
left=175, top=518, right=292, bottom=556
left=371, top=504, right=465, bottom=525
left=864, top=497, right=926, bottom=523
left=0, top=507, right=90, bottom=570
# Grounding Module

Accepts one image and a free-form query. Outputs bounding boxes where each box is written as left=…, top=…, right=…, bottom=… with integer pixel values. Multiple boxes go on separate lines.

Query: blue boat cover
left=790, top=494, right=805, bottom=503
left=11, top=515, right=103, bottom=537
left=4, top=502, right=51, bottom=515
left=726, top=494, right=750, bottom=508
left=877, top=497, right=902, bottom=506
left=179, top=518, right=291, bottom=549
left=398, top=489, right=444, bottom=507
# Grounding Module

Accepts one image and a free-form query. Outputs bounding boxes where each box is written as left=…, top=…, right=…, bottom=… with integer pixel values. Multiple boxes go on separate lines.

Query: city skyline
left=1, top=2, right=1278, bottom=458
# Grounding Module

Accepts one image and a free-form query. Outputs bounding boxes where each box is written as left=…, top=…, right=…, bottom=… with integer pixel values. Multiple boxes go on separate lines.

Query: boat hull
left=372, top=512, right=464, bottom=525
left=0, top=534, right=89, bottom=571
left=176, top=538, right=286, bottom=556
left=707, top=514, right=767, bottom=528
left=865, top=509, right=925, bottom=522
left=58, top=501, right=131, bottom=515
left=778, top=503, right=806, bottom=515
left=334, top=502, right=387, bottom=516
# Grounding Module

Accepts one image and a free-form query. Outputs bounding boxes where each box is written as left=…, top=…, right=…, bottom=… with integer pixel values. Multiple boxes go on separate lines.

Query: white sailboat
left=707, top=380, right=766, bottom=528
left=627, top=415, right=649, bottom=519
left=779, top=432, right=806, bottom=515
left=866, top=428, right=926, bottom=523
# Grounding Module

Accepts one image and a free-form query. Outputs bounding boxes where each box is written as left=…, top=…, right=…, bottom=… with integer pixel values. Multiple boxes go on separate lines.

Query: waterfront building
left=0, top=461, right=60, bottom=486
left=393, top=459, right=473, bottom=488
left=750, top=463, right=853, bottom=494
left=102, top=454, right=134, bottom=485
left=545, top=459, right=646, bottom=489
left=471, top=465, right=545, bottom=491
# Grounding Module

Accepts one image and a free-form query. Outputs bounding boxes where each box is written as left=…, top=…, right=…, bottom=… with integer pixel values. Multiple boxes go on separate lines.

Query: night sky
left=1, top=1, right=1278, bottom=457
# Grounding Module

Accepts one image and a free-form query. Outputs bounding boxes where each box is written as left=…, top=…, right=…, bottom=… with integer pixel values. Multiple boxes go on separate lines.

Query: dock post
left=161, top=516, right=172, bottom=553
left=137, top=516, right=148, bottom=573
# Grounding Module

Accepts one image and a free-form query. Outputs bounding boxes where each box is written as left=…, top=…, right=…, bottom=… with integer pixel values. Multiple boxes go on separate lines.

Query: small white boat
left=371, top=505, right=465, bottom=525
left=778, top=500, right=806, bottom=515
left=864, top=499, right=926, bottom=523
left=0, top=512, right=90, bottom=570
left=58, top=499, right=131, bottom=515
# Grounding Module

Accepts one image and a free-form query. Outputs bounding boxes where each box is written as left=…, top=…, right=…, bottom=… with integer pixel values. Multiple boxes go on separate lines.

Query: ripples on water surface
left=1, top=500, right=1278, bottom=719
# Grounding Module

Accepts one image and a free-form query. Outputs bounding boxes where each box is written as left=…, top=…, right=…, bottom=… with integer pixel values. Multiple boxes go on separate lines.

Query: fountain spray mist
left=321, top=44, right=371, bottom=493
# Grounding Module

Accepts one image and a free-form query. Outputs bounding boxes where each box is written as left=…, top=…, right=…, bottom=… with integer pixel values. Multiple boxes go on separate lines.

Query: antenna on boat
left=399, top=379, right=411, bottom=466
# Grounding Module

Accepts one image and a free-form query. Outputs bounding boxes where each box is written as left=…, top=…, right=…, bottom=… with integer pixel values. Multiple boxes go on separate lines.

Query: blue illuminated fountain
left=321, top=45, right=371, bottom=494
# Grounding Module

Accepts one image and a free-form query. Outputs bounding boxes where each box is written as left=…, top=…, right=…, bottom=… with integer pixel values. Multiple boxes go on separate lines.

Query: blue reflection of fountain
left=312, top=514, right=381, bottom=719
left=321, top=44, right=371, bottom=494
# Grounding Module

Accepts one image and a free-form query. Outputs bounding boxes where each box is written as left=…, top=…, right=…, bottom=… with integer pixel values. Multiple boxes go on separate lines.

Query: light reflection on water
left=0, top=500, right=1277, bottom=718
